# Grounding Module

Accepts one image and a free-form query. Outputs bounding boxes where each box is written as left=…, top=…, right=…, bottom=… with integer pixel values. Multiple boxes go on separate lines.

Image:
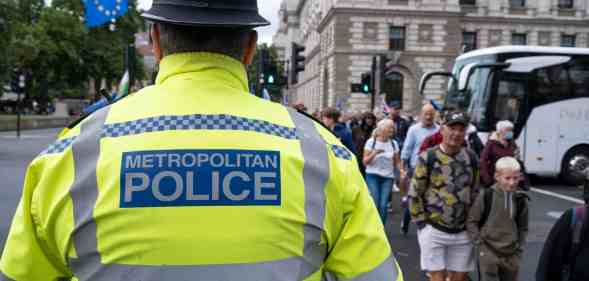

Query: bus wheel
left=561, top=146, right=589, bottom=186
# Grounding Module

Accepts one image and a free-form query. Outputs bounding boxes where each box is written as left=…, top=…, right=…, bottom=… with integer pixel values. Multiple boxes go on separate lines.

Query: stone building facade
left=272, top=0, right=589, bottom=114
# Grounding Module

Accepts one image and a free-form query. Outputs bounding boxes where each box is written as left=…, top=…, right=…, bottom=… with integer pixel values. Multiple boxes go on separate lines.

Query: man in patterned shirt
left=409, top=111, right=480, bottom=281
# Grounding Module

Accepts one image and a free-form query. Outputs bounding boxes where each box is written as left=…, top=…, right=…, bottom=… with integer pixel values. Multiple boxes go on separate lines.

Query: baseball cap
left=444, top=111, right=470, bottom=126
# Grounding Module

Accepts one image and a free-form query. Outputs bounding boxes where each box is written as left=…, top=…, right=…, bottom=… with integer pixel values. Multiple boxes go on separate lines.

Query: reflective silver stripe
left=326, top=255, right=402, bottom=281
left=67, top=108, right=331, bottom=280
left=72, top=257, right=307, bottom=281
left=69, top=107, right=111, bottom=279
left=0, top=272, right=14, bottom=281
left=287, top=108, right=330, bottom=278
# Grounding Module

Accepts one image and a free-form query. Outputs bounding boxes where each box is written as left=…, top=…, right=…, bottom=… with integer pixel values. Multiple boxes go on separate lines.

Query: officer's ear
left=242, top=30, right=258, bottom=65
left=151, top=24, right=163, bottom=63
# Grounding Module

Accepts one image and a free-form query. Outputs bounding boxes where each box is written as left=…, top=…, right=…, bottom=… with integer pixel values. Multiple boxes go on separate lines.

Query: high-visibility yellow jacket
left=0, top=52, right=403, bottom=281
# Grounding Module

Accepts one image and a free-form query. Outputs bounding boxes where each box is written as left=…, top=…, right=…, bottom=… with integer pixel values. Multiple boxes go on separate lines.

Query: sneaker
left=392, top=184, right=400, bottom=192
left=401, top=196, right=409, bottom=208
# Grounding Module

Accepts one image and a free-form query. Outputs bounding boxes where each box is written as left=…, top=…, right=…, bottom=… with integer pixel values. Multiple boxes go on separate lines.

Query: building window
left=419, top=24, right=433, bottom=43
left=364, top=22, right=378, bottom=40
left=561, top=34, right=576, bottom=47
left=389, top=26, right=406, bottom=51
left=463, top=32, right=477, bottom=52
left=511, top=33, right=527, bottom=45
left=538, top=31, right=552, bottom=46
left=558, top=0, right=574, bottom=9
left=460, top=0, right=476, bottom=5
left=489, top=30, right=503, bottom=46
left=510, top=0, right=525, bottom=7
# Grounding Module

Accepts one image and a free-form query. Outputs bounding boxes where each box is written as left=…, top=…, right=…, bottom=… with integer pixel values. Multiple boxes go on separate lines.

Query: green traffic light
left=268, top=75, right=274, bottom=84
left=363, top=84, right=369, bottom=93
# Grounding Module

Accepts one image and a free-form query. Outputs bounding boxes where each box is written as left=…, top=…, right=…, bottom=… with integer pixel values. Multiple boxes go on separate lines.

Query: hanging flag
left=113, top=70, right=130, bottom=101
left=84, top=0, right=128, bottom=28
left=382, top=95, right=391, bottom=114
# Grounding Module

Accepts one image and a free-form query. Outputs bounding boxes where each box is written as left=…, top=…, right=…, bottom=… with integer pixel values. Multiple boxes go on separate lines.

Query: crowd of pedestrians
left=296, top=101, right=587, bottom=281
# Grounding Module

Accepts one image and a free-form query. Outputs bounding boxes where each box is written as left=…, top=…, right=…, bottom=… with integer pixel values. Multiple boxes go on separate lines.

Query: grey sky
left=137, top=0, right=280, bottom=44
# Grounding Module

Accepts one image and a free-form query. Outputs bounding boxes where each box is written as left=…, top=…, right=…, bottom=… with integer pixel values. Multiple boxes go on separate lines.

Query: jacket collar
left=155, top=52, right=249, bottom=92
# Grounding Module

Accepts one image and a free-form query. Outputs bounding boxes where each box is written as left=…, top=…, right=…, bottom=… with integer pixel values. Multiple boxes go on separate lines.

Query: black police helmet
left=142, top=0, right=270, bottom=28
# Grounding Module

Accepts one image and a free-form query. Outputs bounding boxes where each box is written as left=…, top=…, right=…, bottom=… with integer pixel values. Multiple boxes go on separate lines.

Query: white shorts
left=417, top=224, right=475, bottom=272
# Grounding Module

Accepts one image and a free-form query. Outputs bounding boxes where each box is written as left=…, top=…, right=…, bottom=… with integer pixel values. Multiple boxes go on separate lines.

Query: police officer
left=0, top=1, right=404, bottom=280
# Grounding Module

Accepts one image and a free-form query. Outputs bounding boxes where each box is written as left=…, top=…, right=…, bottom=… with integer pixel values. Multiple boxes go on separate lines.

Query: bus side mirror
left=419, top=71, right=456, bottom=96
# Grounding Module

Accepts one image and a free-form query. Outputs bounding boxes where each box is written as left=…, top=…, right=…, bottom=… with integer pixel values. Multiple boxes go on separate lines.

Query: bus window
left=569, top=58, right=589, bottom=97
left=533, top=65, right=572, bottom=106
left=493, top=79, right=525, bottom=123
left=467, top=68, right=493, bottom=130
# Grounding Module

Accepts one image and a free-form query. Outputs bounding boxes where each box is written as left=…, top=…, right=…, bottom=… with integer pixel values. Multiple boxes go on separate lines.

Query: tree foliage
left=247, top=43, right=285, bottom=101
left=0, top=0, right=146, bottom=103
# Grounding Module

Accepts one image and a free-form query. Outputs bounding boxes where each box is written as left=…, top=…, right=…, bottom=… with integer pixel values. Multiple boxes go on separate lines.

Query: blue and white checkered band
left=331, top=144, right=352, bottom=160
left=38, top=114, right=353, bottom=161
left=39, top=137, right=76, bottom=156
left=101, top=114, right=298, bottom=139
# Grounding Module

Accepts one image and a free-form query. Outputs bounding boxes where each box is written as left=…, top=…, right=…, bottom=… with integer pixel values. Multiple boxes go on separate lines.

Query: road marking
left=547, top=211, right=564, bottom=219
left=531, top=187, right=585, bottom=204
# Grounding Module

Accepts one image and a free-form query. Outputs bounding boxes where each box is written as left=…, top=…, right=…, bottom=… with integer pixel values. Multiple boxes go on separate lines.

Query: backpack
left=478, top=188, right=529, bottom=229
left=467, top=131, right=484, bottom=157
left=370, top=138, right=399, bottom=154
left=565, top=206, right=587, bottom=281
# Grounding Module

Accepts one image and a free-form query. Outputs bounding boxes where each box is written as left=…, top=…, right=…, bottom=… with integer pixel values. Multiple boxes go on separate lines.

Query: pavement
left=0, top=128, right=584, bottom=280
left=0, top=114, right=73, bottom=131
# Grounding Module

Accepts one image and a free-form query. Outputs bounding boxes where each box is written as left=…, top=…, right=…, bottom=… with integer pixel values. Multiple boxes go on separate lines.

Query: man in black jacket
left=388, top=101, right=410, bottom=150
left=536, top=166, right=589, bottom=281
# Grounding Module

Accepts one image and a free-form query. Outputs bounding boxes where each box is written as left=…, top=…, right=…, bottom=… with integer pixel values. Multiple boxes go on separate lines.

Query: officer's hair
left=495, top=156, right=521, bottom=173
left=158, top=23, right=251, bottom=60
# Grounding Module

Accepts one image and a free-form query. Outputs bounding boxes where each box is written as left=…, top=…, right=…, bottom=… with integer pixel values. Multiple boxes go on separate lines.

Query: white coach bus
left=420, top=46, right=589, bottom=185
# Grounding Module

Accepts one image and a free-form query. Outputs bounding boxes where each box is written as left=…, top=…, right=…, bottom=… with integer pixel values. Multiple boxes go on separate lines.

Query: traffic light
left=260, top=49, right=278, bottom=86
left=379, top=54, right=388, bottom=91
left=361, top=72, right=372, bottom=94
left=290, top=43, right=305, bottom=85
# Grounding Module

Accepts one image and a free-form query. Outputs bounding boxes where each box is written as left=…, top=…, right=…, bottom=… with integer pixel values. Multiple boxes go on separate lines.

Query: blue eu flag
left=84, top=0, right=128, bottom=28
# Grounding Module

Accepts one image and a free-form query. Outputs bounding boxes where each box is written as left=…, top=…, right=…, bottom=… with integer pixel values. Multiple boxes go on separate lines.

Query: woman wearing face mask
left=480, top=120, right=528, bottom=189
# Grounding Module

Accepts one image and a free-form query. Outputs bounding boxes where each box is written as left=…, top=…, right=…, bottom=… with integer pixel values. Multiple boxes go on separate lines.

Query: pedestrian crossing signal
left=361, top=72, right=372, bottom=94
